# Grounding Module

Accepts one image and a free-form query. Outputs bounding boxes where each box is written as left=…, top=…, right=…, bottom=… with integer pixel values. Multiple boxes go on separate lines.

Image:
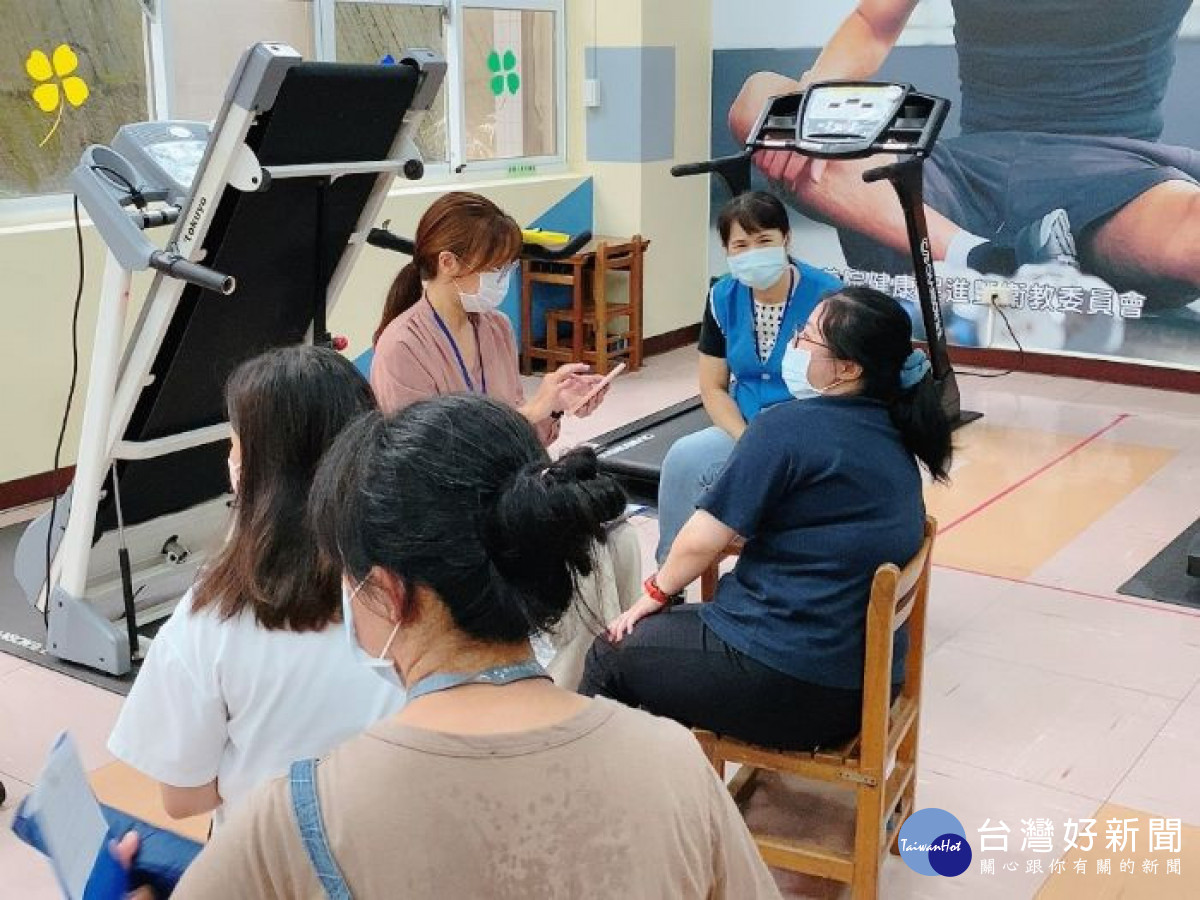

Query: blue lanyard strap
left=406, top=659, right=550, bottom=702
left=428, top=296, right=488, bottom=394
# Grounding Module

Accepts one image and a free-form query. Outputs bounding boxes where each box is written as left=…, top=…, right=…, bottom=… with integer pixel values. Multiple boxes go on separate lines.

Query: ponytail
left=373, top=192, right=523, bottom=346
left=375, top=263, right=423, bottom=344
left=887, top=373, right=952, bottom=482
left=818, top=286, right=954, bottom=482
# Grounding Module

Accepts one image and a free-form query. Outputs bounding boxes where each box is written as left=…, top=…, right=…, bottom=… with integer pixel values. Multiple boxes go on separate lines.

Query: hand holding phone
left=567, top=362, right=626, bottom=416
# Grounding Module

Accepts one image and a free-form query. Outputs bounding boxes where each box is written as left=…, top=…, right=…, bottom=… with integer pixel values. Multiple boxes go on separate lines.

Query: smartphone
left=567, top=362, right=626, bottom=415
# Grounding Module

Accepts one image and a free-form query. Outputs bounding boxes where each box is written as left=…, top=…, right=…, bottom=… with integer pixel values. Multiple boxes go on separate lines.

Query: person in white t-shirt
left=108, top=346, right=403, bottom=824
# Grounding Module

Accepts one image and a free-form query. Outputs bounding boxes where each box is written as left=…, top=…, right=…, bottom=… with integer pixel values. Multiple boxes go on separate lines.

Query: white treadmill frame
left=28, top=43, right=443, bottom=674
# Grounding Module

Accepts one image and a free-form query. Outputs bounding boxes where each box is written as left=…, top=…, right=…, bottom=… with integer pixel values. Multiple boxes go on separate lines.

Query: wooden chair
left=693, top=516, right=937, bottom=899
left=523, top=235, right=648, bottom=375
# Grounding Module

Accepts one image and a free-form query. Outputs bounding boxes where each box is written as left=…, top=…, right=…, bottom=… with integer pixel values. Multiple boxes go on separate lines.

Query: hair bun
left=541, top=447, right=601, bottom=484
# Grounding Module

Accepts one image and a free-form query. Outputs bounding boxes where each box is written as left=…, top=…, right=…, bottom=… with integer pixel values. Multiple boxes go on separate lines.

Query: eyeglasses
left=792, top=327, right=830, bottom=350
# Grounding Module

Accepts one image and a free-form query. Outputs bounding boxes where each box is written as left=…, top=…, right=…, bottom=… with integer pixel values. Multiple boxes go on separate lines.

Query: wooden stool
left=694, top=517, right=937, bottom=899
left=520, top=235, right=648, bottom=375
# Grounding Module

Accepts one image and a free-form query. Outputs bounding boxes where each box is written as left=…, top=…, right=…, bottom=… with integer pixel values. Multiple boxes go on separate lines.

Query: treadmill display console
left=111, top=121, right=211, bottom=203
left=800, top=84, right=906, bottom=145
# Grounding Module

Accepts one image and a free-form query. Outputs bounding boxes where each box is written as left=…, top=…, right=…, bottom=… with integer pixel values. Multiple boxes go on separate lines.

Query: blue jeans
left=655, top=426, right=736, bottom=564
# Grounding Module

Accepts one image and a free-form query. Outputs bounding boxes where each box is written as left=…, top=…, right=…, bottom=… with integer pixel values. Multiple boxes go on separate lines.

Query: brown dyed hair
left=191, top=346, right=377, bottom=631
left=374, top=191, right=523, bottom=343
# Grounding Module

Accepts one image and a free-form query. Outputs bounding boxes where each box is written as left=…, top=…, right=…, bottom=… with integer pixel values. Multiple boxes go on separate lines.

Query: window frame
left=0, top=0, right=566, bottom=215
left=0, top=0, right=158, bottom=218
left=314, top=0, right=567, bottom=177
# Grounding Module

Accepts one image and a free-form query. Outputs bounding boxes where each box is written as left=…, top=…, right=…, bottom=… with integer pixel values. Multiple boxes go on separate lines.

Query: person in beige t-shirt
left=161, top=395, right=780, bottom=900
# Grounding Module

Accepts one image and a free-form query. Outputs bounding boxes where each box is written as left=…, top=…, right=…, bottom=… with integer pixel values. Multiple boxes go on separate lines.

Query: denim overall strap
left=289, top=759, right=352, bottom=900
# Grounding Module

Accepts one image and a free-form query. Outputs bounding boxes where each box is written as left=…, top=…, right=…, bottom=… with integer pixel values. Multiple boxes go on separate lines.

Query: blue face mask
left=457, top=265, right=513, bottom=313
left=342, top=580, right=404, bottom=690
left=781, top=342, right=820, bottom=399
left=782, top=340, right=849, bottom=399
left=727, top=245, right=788, bottom=290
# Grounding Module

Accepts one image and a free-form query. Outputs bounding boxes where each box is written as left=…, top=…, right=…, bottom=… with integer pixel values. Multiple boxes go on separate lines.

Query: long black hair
left=818, top=286, right=953, bottom=481
left=309, top=394, right=627, bottom=643
left=193, top=346, right=376, bottom=630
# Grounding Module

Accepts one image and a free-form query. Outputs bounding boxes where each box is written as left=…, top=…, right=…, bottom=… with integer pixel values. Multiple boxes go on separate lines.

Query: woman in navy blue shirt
left=580, top=286, right=952, bottom=750
left=655, top=192, right=840, bottom=565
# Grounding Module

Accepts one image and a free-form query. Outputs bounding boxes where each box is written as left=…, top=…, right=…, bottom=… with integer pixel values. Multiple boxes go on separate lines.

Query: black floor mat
left=0, top=522, right=141, bottom=695
left=1117, top=517, right=1200, bottom=610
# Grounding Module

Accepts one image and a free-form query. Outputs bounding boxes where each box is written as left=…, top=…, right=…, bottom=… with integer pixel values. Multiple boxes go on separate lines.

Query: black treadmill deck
left=589, top=397, right=711, bottom=505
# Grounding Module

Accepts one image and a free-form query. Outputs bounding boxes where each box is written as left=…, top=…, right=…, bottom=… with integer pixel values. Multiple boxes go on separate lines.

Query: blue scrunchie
left=899, top=349, right=932, bottom=390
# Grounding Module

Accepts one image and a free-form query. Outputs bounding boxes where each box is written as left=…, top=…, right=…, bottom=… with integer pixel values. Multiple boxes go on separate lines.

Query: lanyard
left=750, top=264, right=797, bottom=363
left=428, top=295, right=488, bottom=395
left=406, top=659, right=550, bottom=702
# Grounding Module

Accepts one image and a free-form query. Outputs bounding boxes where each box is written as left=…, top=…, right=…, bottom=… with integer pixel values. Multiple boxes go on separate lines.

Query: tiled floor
left=2, top=347, right=1199, bottom=897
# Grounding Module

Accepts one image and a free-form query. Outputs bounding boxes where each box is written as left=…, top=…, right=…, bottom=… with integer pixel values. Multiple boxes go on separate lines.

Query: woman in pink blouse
left=371, top=191, right=602, bottom=441
left=370, top=192, right=640, bottom=687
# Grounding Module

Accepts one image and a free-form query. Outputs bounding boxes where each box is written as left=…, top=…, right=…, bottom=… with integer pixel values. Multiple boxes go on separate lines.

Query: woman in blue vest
left=655, top=191, right=841, bottom=566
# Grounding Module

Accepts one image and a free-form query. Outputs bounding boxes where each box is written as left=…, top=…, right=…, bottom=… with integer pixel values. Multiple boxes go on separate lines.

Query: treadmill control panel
left=111, top=121, right=211, bottom=204
left=798, top=83, right=907, bottom=155
left=802, top=84, right=905, bottom=140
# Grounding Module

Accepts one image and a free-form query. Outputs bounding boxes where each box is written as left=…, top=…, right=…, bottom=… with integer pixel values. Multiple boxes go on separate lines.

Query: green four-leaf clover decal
left=488, top=49, right=520, bottom=96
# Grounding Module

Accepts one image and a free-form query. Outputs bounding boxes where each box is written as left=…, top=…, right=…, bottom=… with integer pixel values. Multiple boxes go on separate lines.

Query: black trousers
left=579, top=605, right=884, bottom=751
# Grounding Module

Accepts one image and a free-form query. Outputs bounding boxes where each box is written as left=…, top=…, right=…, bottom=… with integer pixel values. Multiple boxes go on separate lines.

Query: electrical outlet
left=982, top=284, right=1014, bottom=308
left=583, top=78, right=600, bottom=108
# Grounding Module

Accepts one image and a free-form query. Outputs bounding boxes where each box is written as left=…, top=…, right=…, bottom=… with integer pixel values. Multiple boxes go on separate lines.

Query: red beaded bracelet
left=643, top=574, right=670, bottom=605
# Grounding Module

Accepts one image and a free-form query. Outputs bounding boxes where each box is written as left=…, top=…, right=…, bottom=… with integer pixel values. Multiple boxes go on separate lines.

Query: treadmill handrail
left=366, top=224, right=594, bottom=261
left=113, top=422, right=233, bottom=461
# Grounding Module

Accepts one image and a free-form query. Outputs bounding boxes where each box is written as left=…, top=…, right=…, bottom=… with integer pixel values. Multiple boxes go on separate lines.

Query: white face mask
left=727, top=245, right=788, bottom=290
left=342, top=579, right=403, bottom=690
left=227, top=457, right=241, bottom=495
left=457, top=266, right=513, bottom=313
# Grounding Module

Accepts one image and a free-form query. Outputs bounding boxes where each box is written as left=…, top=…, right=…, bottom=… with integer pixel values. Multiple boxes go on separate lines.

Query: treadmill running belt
left=96, top=63, right=420, bottom=534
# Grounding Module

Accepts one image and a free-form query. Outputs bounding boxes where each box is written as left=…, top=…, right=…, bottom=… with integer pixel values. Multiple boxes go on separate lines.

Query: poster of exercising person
left=710, top=0, right=1200, bottom=367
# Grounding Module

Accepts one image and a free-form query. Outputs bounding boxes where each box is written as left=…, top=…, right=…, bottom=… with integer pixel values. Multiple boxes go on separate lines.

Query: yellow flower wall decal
left=26, top=44, right=90, bottom=147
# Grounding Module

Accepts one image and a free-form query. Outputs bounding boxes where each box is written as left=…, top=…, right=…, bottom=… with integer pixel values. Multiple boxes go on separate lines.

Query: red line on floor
left=933, top=562, right=1200, bottom=620
left=938, top=413, right=1131, bottom=534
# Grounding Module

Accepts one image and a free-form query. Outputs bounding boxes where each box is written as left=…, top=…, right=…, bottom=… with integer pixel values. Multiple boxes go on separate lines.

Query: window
left=155, top=1, right=316, bottom=122
left=0, top=0, right=149, bottom=199
left=320, top=0, right=565, bottom=173
left=0, top=0, right=563, bottom=203
left=330, top=1, right=448, bottom=162
left=461, top=6, right=557, bottom=162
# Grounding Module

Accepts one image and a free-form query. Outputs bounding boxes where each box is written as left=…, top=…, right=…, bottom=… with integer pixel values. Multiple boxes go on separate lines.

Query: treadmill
left=14, top=43, right=445, bottom=675
left=589, top=80, right=980, bottom=502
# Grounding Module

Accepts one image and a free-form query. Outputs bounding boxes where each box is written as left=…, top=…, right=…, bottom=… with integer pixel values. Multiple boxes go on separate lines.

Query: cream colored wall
left=0, top=177, right=582, bottom=486
left=569, top=0, right=713, bottom=338
left=639, top=0, right=713, bottom=338
left=0, top=0, right=713, bottom=489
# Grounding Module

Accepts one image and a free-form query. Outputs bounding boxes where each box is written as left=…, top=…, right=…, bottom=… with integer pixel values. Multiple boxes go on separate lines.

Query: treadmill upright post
left=56, top=252, right=132, bottom=604
left=864, top=156, right=965, bottom=425
left=46, top=250, right=135, bottom=674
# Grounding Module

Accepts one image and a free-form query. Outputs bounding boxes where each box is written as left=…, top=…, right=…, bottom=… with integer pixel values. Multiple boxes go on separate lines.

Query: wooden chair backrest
left=857, top=516, right=936, bottom=774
